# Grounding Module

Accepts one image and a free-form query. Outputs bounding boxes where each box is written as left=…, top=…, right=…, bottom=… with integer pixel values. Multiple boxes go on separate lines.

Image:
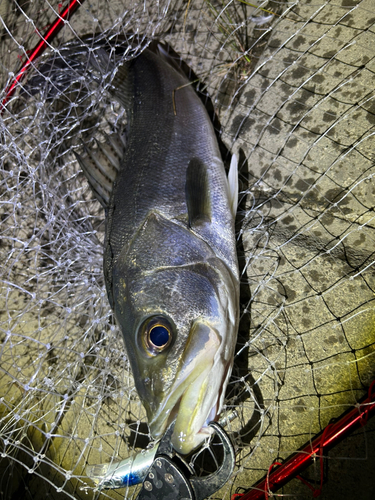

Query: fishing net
left=0, top=0, right=374, bottom=498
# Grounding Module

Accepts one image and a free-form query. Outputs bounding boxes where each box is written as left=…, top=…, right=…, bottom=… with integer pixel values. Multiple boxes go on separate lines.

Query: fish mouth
left=148, top=321, right=230, bottom=455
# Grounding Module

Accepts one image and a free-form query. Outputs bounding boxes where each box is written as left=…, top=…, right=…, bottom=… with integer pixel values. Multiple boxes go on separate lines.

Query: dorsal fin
left=156, top=43, right=187, bottom=78
left=185, top=158, right=211, bottom=227
left=109, top=61, right=132, bottom=110
left=74, top=132, right=125, bottom=208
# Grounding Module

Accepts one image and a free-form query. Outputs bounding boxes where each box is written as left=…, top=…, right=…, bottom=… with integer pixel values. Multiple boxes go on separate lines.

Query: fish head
left=111, top=213, right=239, bottom=454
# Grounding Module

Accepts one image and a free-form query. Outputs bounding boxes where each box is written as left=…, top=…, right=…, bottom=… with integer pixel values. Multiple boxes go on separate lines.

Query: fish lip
left=148, top=322, right=225, bottom=453
left=148, top=362, right=207, bottom=438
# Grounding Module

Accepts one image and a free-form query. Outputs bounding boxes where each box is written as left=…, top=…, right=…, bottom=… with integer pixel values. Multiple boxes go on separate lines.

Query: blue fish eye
left=149, top=325, right=170, bottom=348
left=141, top=316, right=173, bottom=355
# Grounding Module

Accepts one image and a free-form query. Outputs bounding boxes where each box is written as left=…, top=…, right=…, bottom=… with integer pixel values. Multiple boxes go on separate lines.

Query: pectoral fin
left=185, top=158, right=211, bottom=227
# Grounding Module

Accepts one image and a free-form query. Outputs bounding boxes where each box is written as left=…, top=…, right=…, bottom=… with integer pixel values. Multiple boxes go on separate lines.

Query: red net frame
left=233, top=381, right=375, bottom=499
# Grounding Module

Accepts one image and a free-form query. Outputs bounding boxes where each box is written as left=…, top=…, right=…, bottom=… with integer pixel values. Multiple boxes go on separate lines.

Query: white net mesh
left=1, top=0, right=374, bottom=498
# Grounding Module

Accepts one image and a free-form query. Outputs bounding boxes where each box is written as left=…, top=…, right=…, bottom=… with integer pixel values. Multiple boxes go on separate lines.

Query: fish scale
left=106, top=50, right=234, bottom=264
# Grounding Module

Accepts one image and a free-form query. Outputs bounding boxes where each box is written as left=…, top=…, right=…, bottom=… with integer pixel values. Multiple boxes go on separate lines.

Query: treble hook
left=136, top=421, right=235, bottom=500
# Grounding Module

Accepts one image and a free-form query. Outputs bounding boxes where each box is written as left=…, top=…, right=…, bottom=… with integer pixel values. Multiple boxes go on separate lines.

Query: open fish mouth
left=148, top=321, right=230, bottom=455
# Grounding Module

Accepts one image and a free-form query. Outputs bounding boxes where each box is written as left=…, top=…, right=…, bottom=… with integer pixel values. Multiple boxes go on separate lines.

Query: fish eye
left=149, top=325, right=170, bottom=347
left=141, top=316, right=173, bottom=355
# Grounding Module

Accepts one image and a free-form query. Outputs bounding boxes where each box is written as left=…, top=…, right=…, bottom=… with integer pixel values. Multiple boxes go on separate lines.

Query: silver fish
left=85, top=446, right=157, bottom=490
left=77, top=45, right=240, bottom=455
